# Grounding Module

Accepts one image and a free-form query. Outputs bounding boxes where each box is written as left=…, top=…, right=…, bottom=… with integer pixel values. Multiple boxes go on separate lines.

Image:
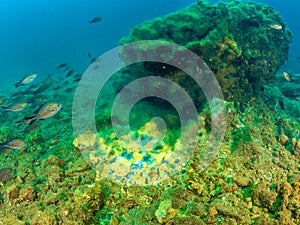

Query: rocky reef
left=0, top=0, right=298, bottom=225
left=119, top=0, right=292, bottom=106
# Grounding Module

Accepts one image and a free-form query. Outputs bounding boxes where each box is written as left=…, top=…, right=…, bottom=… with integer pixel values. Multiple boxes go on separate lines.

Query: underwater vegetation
left=119, top=0, right=292, bottom=109
left=0, top=0, right=299, bottom=224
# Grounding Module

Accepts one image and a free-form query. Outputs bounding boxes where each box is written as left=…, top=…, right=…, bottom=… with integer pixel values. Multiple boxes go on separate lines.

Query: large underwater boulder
left=119, top=0, right=292, bottom=105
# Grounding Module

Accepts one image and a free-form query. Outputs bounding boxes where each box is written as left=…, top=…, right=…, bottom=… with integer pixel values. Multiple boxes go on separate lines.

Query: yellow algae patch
left=80, top=118, right=195, bottom=185
left=89, top=152, right=99, bottom=164
left=133, top=152, right=144, bottom=161
left=73, top=133, right=98, bottom=150
left=110, top=157, right=131, bottom=177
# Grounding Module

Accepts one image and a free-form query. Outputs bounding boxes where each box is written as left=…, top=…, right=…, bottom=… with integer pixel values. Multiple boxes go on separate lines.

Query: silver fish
left=15, top=73, right=37, bottom=88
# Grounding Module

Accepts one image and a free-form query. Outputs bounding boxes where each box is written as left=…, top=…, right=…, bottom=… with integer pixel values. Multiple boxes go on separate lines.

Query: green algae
left=230, top=126, right=253, bottom=152
left=0, top=0, right=300, bottom=224
left=120, top=0, right=292, bottom=105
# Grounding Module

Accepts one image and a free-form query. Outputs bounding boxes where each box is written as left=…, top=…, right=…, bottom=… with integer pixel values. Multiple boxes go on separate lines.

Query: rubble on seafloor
left=0, top=0, right=299, bottom=224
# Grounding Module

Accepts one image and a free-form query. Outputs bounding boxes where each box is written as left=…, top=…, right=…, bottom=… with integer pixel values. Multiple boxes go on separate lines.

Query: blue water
left=0, top=0, right=299, bottom=91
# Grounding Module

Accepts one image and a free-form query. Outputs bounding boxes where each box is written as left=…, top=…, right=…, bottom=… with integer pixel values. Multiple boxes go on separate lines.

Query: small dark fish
left=27, top=94, right=46, bottom=104
left=88, top=52, right=92, bottom=58
left=278, top=100, right=284, bottom=110
left=89, top=16, right=102, bottom=24
left=282, top=90, right=300, bottom=101
left=73, top=73, right=82, bottom=79
left=27, top=82, right=40, bottom=89
left=90, top=57, right=97, bottom=64
left=16, top=118, right=33, bottom=126
left=263, top=94, right=273, bottom=104
left=15, top=73, right=38, bottom=88
left=65, top=68, right=75, bottom=77
left=297, top=57, right=300, bottom=60
left=32, top=81, right=53, bottom=95
left=73, top=73, right=82, bottom=82
left=23, top=89, right=36, bottom=95
left=21, top=122, right=40, bottom=136
left=73, top=77, right=81, bottom=83
left=65, top=87, right=73, bottom=93
left=11, top=90, right=34, bottom=99
left=56, top=63, right=68, bottom=69
left=12, top=91, right=23, bottom=97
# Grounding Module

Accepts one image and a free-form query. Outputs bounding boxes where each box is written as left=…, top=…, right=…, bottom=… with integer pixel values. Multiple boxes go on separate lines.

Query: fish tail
left=23, top=115, right=35, bottom=120
left=28, top=118, right=38, bottom=125
left=16, top=123, right=22, bottom=127
left=21, top=116, right=36, bottom=125
left=15, top=120, right=24, bottom=127
left=0, top=107, right=8, bottom=113
left=21, top=130, right=27, bottom=136
left=14, top=83, right=22, bottom=88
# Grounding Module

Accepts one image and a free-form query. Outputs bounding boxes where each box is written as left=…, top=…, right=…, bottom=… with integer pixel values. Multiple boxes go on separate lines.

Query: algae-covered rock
left=19, top=186, right=36, bottom=202
left=57, top=182, right=103, bottom=224
left=16, top=159, right=36, bottom=184
left=233, top=174, right=251, bottom=187
left=119, top=0, right=292, bottom=105
left=7, top=184, right=19, bottom=200
left=174, top=216, right=206, bottom=225
left=155, top=199, right=177, bottom=224
left=254, top=215, right=279, bottom=225
left=0, top=216, right=26, bottom=225
left=73, top=182, right=103, bottom=213
left=0, top=167, right=13, bottom=183
left=210, top=198, right=251, bottom=223
left=30, top=211, right=57, bottom=225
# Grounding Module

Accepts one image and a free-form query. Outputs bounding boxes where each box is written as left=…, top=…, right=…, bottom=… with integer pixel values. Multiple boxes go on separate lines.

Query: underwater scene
left=0, top=0, right=300, bottom=224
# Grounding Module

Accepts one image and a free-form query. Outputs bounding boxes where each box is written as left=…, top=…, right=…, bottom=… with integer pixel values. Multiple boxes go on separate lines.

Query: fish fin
left=0, top=107, right=8, bottom=113
left=263, top=94, right=271, bottom=103
left=33, top=108, right=40, bottom=114
left=14, top=83, right=22, bottom=88
left=0, top=144, right=6, bottom=151
left=23, top=115, right=35, bottom=121
left=28, top=118, right=38, bottom=125
left=21, top=130, right=27, bottom=136
left=31, top=103, right=44, bottom=114
left=15, top=121, right=24, bottom=127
